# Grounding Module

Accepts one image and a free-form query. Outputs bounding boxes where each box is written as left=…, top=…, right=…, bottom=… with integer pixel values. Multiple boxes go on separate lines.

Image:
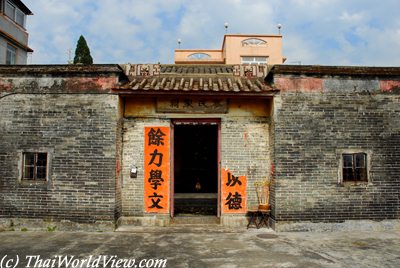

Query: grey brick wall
left=0, top=93, right=119, bottom=223
left=121, top=118, right=170, bottom=216
left=273, top=88, right=400, bottom=222
left=221, top=117, right=271, bottom=209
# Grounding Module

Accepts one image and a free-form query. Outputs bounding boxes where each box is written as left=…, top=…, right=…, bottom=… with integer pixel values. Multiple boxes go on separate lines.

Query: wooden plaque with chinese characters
left=156, top=98, right=228, bottom=114
left=144, top=127, right=170, bottom=213
left=221, top=168, right=247, bottom=214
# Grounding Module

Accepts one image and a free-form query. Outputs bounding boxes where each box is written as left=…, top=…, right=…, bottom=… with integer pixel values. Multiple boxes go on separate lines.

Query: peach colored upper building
left=175, top=34, right=286, bottom=65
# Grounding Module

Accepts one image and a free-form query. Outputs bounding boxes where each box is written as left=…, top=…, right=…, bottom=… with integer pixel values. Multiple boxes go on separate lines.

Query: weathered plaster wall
left=273, top=75, right=400, bottom=227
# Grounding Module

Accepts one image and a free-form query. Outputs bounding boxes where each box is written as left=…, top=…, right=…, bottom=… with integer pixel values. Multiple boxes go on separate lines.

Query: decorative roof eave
left=114, top=75, right=275, bottom=95
left=120, top=64, right=270, bottom=77
left=115, top=64, right=276, bottom=96
left=113, top=89, right=278, bottom=99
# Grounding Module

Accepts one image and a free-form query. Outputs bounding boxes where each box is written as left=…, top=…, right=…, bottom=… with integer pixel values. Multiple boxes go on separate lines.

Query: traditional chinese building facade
left=0, top=64, right=399, bottom=231
left=115, top=64, right=273, bottom=227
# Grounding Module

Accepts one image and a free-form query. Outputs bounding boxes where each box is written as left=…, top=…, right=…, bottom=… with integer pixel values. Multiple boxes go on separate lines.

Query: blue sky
left=24, top=0, right=400, bottom=66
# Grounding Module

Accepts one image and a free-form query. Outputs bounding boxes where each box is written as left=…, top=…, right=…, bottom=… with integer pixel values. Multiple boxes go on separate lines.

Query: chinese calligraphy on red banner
left=144, top=127, right=170, bottom=213
left=222, top=168, right=247, bottom=214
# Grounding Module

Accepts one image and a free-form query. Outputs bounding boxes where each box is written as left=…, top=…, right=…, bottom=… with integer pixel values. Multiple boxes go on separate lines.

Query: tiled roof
left=119, top=76, right=269, bottom=92
left=116, top=64, right=275, bottom=94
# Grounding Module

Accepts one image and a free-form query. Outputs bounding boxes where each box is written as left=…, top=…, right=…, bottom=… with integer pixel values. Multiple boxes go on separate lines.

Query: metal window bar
left=355, top=153, right=367, bottom=181
left=342, top=153, right=367, bottom=182
left=23, top=153, right=47, bottom=180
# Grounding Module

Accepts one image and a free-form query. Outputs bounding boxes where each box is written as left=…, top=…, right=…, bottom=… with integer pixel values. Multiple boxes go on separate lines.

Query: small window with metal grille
left=22, top=152, right=48, bottom=181
left=342, top=153, right=367, bottom=182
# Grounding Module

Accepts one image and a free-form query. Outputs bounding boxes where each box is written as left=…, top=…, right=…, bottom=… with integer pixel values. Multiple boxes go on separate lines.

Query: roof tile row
left=117, top=64, right=272, bottom=94
left=119, top=76, right=271, bottom=93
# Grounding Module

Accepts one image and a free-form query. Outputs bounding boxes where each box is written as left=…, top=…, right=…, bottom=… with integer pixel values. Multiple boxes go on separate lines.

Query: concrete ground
left=0, top=227, right=399, bottom=268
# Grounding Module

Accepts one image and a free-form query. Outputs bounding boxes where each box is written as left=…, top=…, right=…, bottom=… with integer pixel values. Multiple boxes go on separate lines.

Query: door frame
left=170, top=118, right=221, bottom=217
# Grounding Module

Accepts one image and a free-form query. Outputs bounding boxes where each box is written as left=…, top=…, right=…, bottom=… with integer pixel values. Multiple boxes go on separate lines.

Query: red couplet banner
left=221, top=168, right=247, bottom=214
left=144, top=127, right=170, bottom=213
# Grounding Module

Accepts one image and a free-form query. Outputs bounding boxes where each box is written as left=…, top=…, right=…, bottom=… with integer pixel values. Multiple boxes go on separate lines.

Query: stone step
left=115, top=225, right=244, bottom=233
left=171, top=215, right=220, bottom=225
left=174, top=198, right=218, bottom=215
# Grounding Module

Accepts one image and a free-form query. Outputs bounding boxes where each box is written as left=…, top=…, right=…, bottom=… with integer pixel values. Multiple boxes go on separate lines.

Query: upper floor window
left=15, top=7, right=25, bottom=26
left=342, top=153, right=368, bottom=182
left=22, top=152, right=48, bottom=181
left=241, top=56, right=267, bottom=65
left=6, top=43, right=16, bottom=65
left=4, top=0, right=26, bottom=27
left=187, top=53, right=211, bottom=60
left=242, top=38, right=267, bottom=46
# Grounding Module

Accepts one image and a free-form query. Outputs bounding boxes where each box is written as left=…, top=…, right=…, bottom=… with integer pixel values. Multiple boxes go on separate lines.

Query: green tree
left=73, top=35, right=93, bottom=65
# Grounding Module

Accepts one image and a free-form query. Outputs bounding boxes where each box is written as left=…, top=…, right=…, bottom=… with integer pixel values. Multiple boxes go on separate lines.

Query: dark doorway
left=174, top=124, right=218, bottom=216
